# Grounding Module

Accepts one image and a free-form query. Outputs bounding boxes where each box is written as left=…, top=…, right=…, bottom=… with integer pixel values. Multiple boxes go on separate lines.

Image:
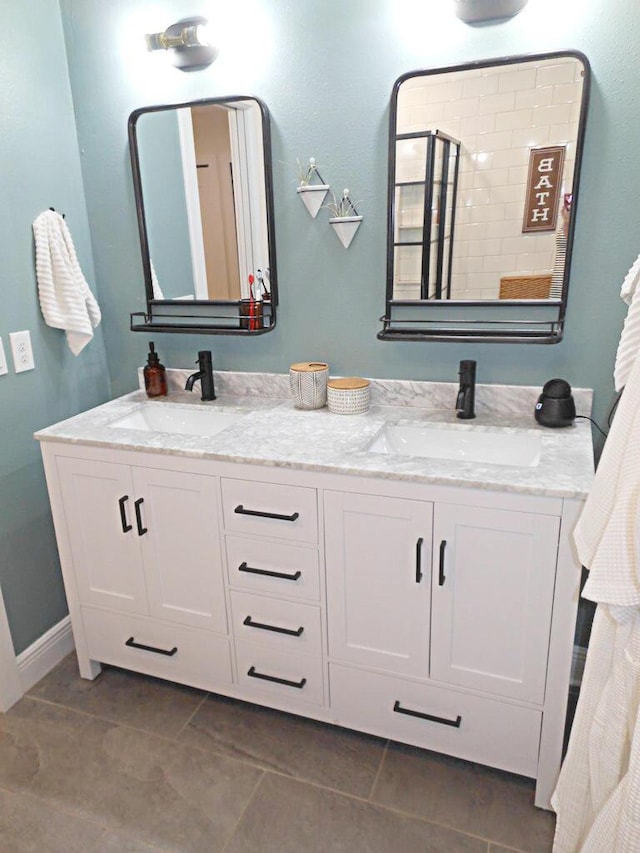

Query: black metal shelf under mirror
left=128, top=94, right=277, bottom=335
left=379, top=50, right=590, bottom=344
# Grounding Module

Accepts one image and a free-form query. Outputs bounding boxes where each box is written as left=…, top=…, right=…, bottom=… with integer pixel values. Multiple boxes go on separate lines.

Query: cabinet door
left=133, top=468, right=227, bottom=633
left=56, top=457, right=148, bottom=614
left=431, top=504, right=560, bottom=704
left=325, top=491, right=432, bottom=677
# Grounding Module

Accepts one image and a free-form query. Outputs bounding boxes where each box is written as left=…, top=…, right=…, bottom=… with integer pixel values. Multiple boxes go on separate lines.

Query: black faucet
left=456, top=360, right=476, bottom=420
left=185, top=351, right=216, bottom=401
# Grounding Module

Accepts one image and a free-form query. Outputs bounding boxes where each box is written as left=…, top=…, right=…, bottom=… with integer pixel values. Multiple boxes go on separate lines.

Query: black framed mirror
left=128, top=95, right=277, bottom=335
left=379, top=51, right=590, bottom=343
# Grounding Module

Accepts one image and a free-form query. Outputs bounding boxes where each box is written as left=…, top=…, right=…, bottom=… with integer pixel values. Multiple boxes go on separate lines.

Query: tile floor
left=0, top=655, right=556, bottom=852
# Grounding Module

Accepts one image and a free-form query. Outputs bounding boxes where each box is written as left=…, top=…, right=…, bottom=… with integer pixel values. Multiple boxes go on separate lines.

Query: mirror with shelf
left=128, top=95, right=277, bottom=335
left=379, top=51, right=590, bottom=343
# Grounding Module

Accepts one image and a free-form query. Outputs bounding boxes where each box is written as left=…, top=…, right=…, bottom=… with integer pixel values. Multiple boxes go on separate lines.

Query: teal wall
left=0, top=1, right=110, bottom=653
left=58, top=0, right=639, bottom=434
left=3, top=0, right=639, bottom=655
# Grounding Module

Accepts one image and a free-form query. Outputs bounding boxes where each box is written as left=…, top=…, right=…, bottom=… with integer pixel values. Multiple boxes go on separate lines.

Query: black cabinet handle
left=238, top=562, right=302, bottom=582
left=415, top=537, right=424, bottom=583
left=234, top=504, right=299, bottom=522
left=125, top=636, right=177, bottom=657
left=439, top=540, right=447, bottom=586
left=393, top=700, right=461, bottom=728
left=247, top=665, right=306, bottom=689
left=134, top=498, right=147, bottom=536
left=118, top=495, right=132, bottom=533
left=243, top=615, right=304, bottom=637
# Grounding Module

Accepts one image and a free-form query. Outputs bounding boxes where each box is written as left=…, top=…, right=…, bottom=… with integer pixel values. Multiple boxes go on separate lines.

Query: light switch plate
left=9, top=330, right=35, bottom=373
left=0, top=337, right=8, bottom=376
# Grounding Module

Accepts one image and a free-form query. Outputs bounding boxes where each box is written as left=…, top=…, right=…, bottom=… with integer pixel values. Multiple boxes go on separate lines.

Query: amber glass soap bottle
left=143, top=342, right=167, bottom=398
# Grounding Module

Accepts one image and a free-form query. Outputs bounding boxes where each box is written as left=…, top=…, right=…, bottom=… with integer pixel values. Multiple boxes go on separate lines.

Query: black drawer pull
left=234, top=504, right=300, bottom=522
left=393, top=700, right=461, bottom=728
left=247, top=665, right=306, bottom=689
left=243, top=615, right=304, bottom=637
left=439, top=540, right=447, bottom=586
left=118, top=495, right=132, bottom=533
left=125, top=636, right=177, bottom=657
left=134, top=497, right=148, bottom=536
left=238, top=562, right=302, bottom=582
left=415, top=537, right=424, bottom=583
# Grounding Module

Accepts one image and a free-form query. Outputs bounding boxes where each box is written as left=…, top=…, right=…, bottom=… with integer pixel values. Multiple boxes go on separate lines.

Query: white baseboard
left=16, top=616, right=74, bottom=694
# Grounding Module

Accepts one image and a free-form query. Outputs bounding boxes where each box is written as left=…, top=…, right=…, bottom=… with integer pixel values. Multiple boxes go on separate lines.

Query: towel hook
left=49, top=207, right=65, bottom=219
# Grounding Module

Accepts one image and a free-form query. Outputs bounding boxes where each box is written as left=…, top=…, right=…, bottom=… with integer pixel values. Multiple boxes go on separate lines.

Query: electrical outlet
left=9, top=330, right=35, bottom=373
left=0, top=337, right=8, bottom=376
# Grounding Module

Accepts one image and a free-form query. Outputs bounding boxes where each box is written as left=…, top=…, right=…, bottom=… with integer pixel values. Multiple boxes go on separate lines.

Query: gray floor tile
left=225, top=772, right=488, bottom=853
left=92, top=828, right=168, bottom=852
left=0, top=697, right=262, bottom=853
left=0, top=788, right=105, bottom=852
left=28, top=654, right=206, bottom=739
left=179, top=692, right=386, bottom=798
left=372, top=743, right=554, bottom=853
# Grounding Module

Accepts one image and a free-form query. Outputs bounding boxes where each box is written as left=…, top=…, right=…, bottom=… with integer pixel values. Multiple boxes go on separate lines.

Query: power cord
left=574, top=387, right=624, bottom=442
left=575, top=415, right=607, bottom=440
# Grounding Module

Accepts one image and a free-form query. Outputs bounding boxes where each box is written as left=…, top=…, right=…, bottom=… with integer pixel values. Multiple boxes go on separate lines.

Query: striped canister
left=289, top=362, right=329, bottom=409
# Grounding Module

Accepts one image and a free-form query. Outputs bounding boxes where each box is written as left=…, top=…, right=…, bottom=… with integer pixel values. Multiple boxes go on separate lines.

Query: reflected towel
left=614, top=253, right=640, bottom=391
left=33, top=210, right=101, bottom=355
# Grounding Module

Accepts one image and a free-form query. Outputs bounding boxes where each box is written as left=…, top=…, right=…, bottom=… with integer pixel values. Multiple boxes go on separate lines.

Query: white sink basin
left=367, top=423, right=542, bottom=467
left=108, top=403, right=245, bottom=438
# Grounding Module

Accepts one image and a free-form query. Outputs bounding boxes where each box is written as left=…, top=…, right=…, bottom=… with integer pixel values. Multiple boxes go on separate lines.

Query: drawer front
left=329, top=664, right=541, bottom=778
left=221, top=479, right=318, bottom=544
left=226, top=535, right=320, bottom=601
left=82, top=607, right=232, bottom=691
left=235, top=640, right=325, bottom=707
left=231, top=591, right=322, bottom=657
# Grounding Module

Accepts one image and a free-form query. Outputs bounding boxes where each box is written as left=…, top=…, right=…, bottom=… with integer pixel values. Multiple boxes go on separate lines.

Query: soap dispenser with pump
left=143, top=342, right=167, bottom=398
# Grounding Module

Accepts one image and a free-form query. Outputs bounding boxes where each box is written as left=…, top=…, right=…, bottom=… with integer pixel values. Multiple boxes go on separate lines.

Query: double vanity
left=35, top=371, right=594, bottom=810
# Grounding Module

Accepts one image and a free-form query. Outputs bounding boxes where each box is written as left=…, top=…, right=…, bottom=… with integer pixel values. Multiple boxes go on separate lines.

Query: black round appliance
left=535, top=379, right=576, bottom=428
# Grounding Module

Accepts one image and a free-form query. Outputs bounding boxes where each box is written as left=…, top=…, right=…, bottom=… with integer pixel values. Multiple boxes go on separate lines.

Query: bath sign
left=522, top=146, right=566, bottom=233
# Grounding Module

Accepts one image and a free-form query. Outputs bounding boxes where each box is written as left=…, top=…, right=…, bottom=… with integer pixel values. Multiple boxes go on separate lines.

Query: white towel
left=614, top=253, right=640, bottom=391
left=33, top=210, right=101, bottom=355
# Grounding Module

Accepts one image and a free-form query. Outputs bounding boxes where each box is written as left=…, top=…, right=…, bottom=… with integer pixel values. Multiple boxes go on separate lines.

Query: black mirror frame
left=128, top=94, right=278, bottom=335
left=379, top=51, right=590, bottom=344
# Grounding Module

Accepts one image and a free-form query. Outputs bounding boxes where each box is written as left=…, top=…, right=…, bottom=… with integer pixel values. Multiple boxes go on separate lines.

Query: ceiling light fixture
left=145, top=16, right=218, bottom=71
left=454, top=0, right=528, bottom=23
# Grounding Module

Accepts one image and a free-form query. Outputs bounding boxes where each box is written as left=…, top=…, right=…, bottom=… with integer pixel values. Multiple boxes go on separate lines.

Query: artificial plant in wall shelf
left=296, top=157, right=329, bottom=218
left=325, top=188, right=363, bottom=249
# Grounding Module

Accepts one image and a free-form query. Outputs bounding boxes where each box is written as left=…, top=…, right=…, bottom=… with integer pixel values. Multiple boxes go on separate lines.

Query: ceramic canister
left=289, top=362, right=329, bottom=409
left=327, top=377, right=370, bottom=414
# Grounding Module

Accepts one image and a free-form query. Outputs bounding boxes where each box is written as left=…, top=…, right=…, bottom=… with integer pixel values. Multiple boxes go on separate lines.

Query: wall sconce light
left=145, top=16, right=218, bottom=71
left=454, top=0, right=528, bottom=23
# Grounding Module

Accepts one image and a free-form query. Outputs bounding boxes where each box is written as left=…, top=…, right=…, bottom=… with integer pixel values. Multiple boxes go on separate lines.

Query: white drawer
left=226, top=535, right=320, bottom=600
left=221, top=478, right=318, bottom=544
left=329, top=664, right=541, bottom=778
left=230, top=591, right=322, bottom=658
left=235, top=640, right=325, bottom=707
left=81, top=607, right=232, bottom=691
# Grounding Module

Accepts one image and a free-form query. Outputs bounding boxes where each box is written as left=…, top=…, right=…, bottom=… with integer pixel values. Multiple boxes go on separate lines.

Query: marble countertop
left=35, top=372, right=595, bottom=499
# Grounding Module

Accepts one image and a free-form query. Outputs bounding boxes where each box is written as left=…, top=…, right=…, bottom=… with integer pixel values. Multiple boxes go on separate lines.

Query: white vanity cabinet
left=48, top=450, right=232, bottom=690
left=220, top=477, right=326, bottom=709
left=324, top=491, right=432, bottom=677
left=430, top=504, right=560, bottom=704
left=39, top=437, right=584, bottom=810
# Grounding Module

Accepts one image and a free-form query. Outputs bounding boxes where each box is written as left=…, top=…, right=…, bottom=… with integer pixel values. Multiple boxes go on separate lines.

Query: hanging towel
left=32, top=210, right=101, bottom=355
left=613, top=253, right=640, bottom=391
left=552, top=315, right=640, bottom=851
